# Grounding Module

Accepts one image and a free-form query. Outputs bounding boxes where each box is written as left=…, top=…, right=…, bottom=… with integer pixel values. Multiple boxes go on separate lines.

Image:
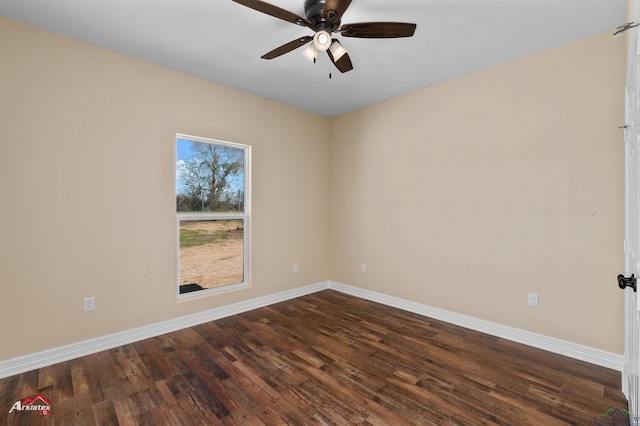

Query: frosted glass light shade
left=313, top=31, right=331, bottom=51
left=329, top=39, right=346, bottom=61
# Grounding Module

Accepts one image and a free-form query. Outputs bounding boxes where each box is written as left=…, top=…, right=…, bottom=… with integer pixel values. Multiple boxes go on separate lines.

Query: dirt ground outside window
left=179, top=220, right=244, bottom=289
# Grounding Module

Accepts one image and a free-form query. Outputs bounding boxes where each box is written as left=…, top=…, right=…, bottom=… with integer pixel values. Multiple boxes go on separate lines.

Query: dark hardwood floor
left=0, top=290, right=629, bottom=425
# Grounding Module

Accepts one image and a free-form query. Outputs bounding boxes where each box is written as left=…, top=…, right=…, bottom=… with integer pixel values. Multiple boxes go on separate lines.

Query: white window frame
left=176, top=133, right=251, bottom=300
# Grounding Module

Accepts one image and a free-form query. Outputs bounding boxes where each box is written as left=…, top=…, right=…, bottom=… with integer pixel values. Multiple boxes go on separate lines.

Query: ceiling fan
left=232, top=0, right=417, bottom=73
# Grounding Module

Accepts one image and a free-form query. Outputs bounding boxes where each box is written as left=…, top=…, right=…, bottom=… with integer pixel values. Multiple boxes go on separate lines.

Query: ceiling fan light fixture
left=302, top=44, right=317, bottom=61
left=313, top=30, right=331, bottom=51
left=329, top=39, right=347, bottom=61
left=233, top=0, right=417, bottom=73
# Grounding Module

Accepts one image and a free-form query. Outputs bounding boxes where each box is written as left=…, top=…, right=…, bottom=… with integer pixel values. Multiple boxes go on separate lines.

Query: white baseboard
left=0, top=281, right=328, bottom=379
left=0, top=280, right=623, bottom=378
left=328, top=281, right=624, bottom=372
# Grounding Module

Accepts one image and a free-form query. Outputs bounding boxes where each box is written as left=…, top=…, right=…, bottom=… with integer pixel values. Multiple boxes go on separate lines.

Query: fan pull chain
left=329, top=60, right=332, bottom=79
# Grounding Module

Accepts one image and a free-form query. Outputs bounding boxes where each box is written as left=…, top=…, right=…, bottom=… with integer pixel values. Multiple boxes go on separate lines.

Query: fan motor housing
left=304, top=0, right=325, bottom=21
left=304, top=0, right=340, bottom=30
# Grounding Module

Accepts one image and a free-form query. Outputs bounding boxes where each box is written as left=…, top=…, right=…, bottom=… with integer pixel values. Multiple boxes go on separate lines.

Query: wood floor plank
left=92, top=400, right=119, bottom=425
left=0, top=374, right=19, bottom=408
left=53, top=392, right=96, bottom=426
left=0, top=290, right=629, bottom=425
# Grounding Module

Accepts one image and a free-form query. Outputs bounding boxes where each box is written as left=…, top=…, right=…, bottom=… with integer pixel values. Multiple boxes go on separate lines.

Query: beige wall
left=0, top=18, right=330, bottom=360
left=329, top=32, right=626, bottom=353
left=0, top=16, right=627, bottom=361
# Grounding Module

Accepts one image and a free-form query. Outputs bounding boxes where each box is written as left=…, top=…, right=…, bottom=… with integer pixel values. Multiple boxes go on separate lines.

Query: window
left=176, top=134, right=250, bottom=297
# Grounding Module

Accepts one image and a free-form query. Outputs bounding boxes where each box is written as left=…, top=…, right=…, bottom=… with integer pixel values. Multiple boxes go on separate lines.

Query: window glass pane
left=176, top=134, right=249, bottom=297
left=176, top=138, right=244, bottom=213
left=179, top=219, right=244, bottom=293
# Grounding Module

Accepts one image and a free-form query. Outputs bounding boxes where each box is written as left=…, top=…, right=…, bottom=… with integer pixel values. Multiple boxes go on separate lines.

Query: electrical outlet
left=361, top=263, right=366, bottom=273
left=527, top=293, right=539, bottom=308
left=293, top=262, right=299, bottom=272
left=84, top=297, right=95, bottom=312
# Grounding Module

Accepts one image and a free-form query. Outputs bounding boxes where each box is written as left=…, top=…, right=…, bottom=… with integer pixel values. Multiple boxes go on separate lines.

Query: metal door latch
left=618, top=274, right=637, bottom=292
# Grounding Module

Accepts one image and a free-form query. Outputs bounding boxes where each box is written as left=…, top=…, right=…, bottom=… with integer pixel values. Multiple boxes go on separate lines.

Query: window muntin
left=176, top=134, right=249, bottom=297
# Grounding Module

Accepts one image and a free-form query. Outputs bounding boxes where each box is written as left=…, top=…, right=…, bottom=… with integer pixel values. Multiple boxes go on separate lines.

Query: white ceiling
left=0, top=0, right=628, bottom=116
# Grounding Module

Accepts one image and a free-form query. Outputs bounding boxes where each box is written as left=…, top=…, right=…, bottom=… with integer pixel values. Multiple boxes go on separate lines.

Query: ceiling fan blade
left=341, top=22, right=417, bottom=38
left=261, top=36, right=313, bottom=59
left=327, top=49, right=353, bottom=73
left=323, top=0, right=353, bottom=23
left=232, top=0, right=312, bottom=27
